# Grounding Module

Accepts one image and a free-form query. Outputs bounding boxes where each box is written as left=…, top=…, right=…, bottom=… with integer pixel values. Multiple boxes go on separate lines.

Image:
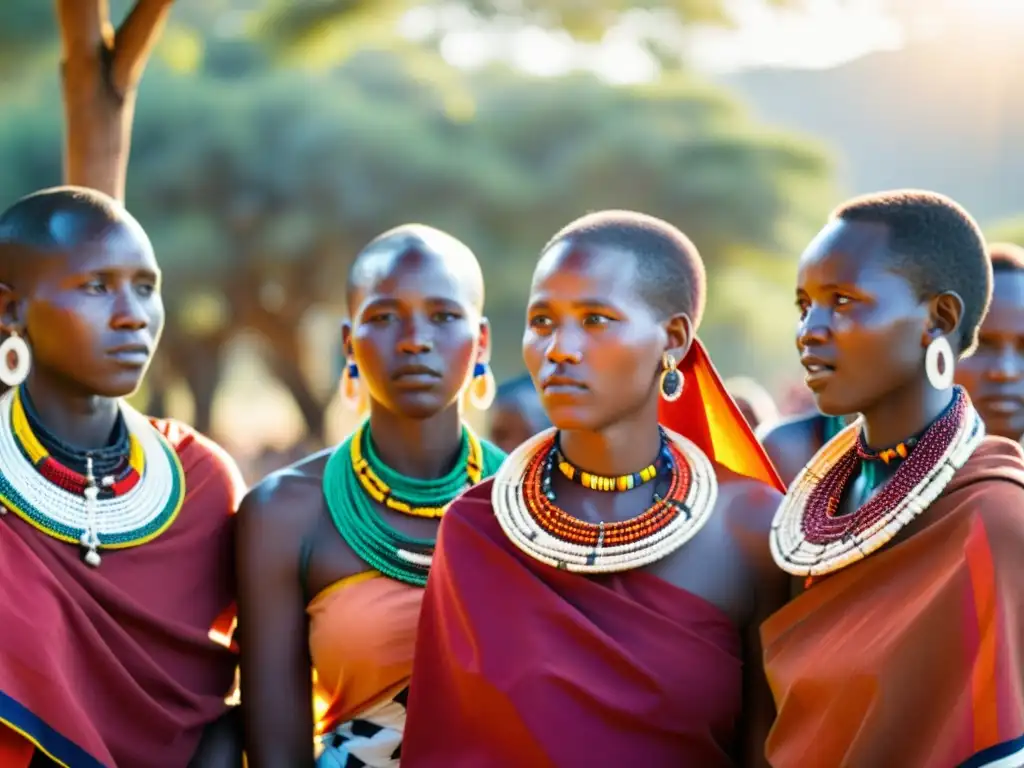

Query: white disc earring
left=0, top=332, right=31, bottom=387
left=925, top=335, right=954, bottom=390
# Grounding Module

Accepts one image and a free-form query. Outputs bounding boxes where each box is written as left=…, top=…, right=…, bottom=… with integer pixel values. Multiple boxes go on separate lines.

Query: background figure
left=725, top=375, right=779, bottom=432
left=955, top=242, right=1024, bottom=442
left=488, top=373, right=551, bottom=453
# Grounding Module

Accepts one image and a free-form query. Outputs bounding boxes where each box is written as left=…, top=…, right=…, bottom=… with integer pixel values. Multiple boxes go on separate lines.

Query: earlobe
left=0, top=283, right=21, bottom=333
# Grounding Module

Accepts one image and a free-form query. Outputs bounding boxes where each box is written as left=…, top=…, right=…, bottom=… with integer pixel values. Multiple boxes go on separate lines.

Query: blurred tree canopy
left=0, top=3, right=834, bottom=440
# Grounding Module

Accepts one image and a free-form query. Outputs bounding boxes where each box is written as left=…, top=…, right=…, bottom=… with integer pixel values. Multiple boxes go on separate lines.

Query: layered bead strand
left=493, top=426, right=718, bottom=573
left=770, top=387, right=984, bottom=578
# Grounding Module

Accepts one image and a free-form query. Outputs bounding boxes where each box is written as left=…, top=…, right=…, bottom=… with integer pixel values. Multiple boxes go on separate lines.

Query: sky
left=400, top=0, right=1024, bottom=80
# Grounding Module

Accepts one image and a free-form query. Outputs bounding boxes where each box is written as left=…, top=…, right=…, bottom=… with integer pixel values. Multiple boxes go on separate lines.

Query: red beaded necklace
left=801, top=390, right=965, bottom=546
left=521, top=433, right=692, bottom=549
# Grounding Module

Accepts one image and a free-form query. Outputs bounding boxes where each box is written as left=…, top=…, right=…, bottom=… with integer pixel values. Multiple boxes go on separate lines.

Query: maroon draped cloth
left=0, top=420, right=241, bottom=768
left=402, top=481, right=743, bottom=767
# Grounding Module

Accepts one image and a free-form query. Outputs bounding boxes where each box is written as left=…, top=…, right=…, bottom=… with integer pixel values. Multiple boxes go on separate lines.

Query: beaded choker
left=493, top=427, right=718, bottom=573
left=323, top=421, right=505, bottom=586
left=770, top=387, right=984, bottom=579
left=0, top=387, right=186, bottom=566
left=554, top=435, right=669, bottom=492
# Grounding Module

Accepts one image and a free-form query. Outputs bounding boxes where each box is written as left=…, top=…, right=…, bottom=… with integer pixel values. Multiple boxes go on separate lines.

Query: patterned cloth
left=316, top=687, right=407, bottom=768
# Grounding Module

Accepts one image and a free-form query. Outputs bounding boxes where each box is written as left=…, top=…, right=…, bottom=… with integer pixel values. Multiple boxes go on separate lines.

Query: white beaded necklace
left=492, top=427, right=718, bottom=574
left=769, top=401, right=984, bottom=578
left=0, top=388, right=186, bottom=566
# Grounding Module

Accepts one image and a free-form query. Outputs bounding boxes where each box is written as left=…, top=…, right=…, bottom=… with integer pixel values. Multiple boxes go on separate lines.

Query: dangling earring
left=659, top=352, right=684, bottom=402
left=925, top=335, right=954, bottom=390
left=469, top=362, right=496, bottom=410
left=0, top=331, right=31, bottom=387
left=341, top=360, right=363, bottom=411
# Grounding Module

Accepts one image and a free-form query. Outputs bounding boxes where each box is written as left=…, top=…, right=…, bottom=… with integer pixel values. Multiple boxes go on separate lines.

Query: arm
left=236, top=478, right=317, bottom=768
left=732, top=483, right=789, bottom=768
left=188, top=707, right=243, bottom=768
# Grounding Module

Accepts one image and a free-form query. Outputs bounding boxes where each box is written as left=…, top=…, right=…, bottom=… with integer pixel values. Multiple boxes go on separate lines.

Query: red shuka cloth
left=0, top=420, right=242, bottom=768
left=403, top=339, right=784, bottom=765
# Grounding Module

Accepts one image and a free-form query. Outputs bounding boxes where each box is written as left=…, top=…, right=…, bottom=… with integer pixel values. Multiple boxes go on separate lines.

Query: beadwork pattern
left=0, top=388, right=186, bottom=562
left=554, top=437, right=669, bottom=492
left=493, top=426, right=718, bottom=573
left=770, top=387, right=984, bottom=577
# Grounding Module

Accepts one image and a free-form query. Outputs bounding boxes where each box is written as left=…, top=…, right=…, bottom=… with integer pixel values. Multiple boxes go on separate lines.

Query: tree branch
left=111, top=0, right=175, bottom=95
left=55, top=0, right=111, bottom=62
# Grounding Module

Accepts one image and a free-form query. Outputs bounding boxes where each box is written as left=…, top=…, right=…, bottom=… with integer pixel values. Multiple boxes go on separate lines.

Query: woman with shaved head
left=236, top=224, right=506, bottom=767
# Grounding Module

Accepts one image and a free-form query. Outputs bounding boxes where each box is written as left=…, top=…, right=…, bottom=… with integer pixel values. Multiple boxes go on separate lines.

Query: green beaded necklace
left=323, top=421, right=506, bottom=586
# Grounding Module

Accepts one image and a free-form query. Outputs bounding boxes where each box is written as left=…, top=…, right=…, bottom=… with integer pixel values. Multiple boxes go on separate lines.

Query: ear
left=0, top=282, right=21, bottom=334
left=663, top=312, right=694, bottom=364
left=924, top=291, right=964, bottom=349
left=477, top=317, right=492, bottom=364
left=340, top=321, right=353, bottom=359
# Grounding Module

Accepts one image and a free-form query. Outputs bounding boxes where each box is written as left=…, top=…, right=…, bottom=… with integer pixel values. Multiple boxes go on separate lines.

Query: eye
left=794, top=299, right=809, bottom=319
left=432, top=311, right=460, bottom=323
left=135, top=283, right=156, bottom=297
left=82, top=280, right=107, bottom=295
left=582, top=313, right=612, bottom=327
left=529, top=314, right=552, bottom=330
left=366, top=312, right=393, bottom=324
left=834, top=295, right=854, bottom=308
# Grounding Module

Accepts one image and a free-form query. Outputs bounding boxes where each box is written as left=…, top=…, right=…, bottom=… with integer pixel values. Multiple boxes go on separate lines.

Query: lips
left=975, top=394, right=1024, bottom=415
left=800, top=355, right=836, bottom=389
left=107, top=346, right=150, bottom=366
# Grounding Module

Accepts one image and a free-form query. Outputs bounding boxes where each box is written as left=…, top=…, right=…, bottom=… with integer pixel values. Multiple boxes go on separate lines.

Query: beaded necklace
left=770, top=386, right=984, bottom=580
left=323, top=421, right=505, bottom=586
left=553, top=433, right=669, bottom=492
left=0, top=387, right=186, bottom=566
left=493, top=427, right=718, bottom=573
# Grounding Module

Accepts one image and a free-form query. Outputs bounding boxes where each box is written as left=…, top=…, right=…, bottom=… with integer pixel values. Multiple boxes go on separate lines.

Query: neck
left=23, top=372, right=120, bottom=450
left=367, top=402, right=465, bottom=479
left=559, top=406, right=662, bottom=477
left=860, top=379, right=954, bottom=449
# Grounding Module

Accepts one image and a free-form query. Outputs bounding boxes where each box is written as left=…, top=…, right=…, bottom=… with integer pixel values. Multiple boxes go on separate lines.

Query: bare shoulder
left=758, top=412, right=824, bottom=487
left=714, top=464, right=783, bottom=583
left=237, top=447, right=334, bottom=542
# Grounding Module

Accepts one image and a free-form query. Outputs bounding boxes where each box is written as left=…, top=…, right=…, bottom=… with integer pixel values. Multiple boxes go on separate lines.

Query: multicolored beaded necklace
left=554, top=435, right=670, bottom=492
left=493, top=426, right=718, bottom=573
left=770, top=386, right=984, bottom=580
left=0, top=386, right=186, bottom=566
left=323, top=420, right=505, bottom=586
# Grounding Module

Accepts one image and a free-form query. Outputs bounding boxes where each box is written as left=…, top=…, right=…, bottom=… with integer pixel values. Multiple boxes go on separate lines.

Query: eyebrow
left=527, top=297, right=621, bottom=310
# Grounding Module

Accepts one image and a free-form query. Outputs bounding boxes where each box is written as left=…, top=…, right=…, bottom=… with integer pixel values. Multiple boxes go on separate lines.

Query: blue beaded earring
left=341, top=360, right=363, bottom=411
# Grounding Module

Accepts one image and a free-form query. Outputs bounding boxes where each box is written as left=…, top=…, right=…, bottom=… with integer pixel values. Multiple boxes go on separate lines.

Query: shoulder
left=757, top=412, right=826, bottom=486
left=149, top=417, right=247, bottom=507
left=715, top=464, right=783, bottom=538
left=237, top=447, right=333, bottom=535
left=437, top=477, right=499, bottom=543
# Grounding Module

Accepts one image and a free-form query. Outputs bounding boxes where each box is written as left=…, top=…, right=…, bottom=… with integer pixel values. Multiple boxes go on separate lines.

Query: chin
left=92, top=373, right=147, bottom=399
left=389, top=391, right=455, bottom=420
left=809, top=391, right=854, bottom=419
left=545, top=405, right=601, bottom=432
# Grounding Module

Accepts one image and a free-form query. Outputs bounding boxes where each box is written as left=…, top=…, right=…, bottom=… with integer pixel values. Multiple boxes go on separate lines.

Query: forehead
left=980, top=270, right=1024, bottom=334
left=797, top=219, right=900, bottom=291
left=530, top=240, right=642, bottom=303
left=351, top=247, right=473, bottom=309
left=63, top=222, right=157, bottom=271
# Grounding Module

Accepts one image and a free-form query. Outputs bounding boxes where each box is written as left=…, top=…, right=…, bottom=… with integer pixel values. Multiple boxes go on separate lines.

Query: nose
left=545, top=325, right=583, bottom=365
left=110, top=286, right=150, bottom=332
left=396, top=314, right=433, bottom=355
left=796, top=305, right=830, bottom=351
left=985, top=346, right=1023, bottom=382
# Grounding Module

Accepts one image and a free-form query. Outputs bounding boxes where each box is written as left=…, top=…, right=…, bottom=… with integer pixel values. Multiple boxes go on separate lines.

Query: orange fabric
left=761, top=438, right=1024, bottom=768
left=307, top=572, right=423, bottom=734
left=660, top=339, right=785, bottom=493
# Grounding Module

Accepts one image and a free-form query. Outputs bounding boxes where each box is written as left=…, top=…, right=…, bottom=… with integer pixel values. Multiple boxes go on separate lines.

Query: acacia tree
left=55, top=0, right=175, bottom=200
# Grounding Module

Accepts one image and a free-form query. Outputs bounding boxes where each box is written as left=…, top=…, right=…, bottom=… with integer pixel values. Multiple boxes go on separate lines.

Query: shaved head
left=346, top=224, right=484, bottom=316
left=0, top=186, right=150, bottom=285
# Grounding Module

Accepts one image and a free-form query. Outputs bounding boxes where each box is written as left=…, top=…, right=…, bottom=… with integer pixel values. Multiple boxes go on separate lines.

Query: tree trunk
left=55, top=0, right=175, bottom=200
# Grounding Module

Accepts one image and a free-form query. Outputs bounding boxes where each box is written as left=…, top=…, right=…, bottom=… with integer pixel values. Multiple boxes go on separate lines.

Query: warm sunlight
left=955, top=0, right=1024, bottom=20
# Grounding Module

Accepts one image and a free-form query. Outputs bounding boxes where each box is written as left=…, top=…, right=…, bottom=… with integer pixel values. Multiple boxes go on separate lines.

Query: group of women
left=1, top=184, right=1023, bottom=768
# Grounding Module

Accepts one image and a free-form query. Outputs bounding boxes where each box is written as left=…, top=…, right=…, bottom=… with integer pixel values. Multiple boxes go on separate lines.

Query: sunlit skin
left=236, top=234, right=490, bottom=768
left=794, top=218, right=963, bottom=515
left=955, top=270, right=1024, bottom=441
left=0, top=218, right=163, bottom=450
left=522, top=237, right=785, bottom=768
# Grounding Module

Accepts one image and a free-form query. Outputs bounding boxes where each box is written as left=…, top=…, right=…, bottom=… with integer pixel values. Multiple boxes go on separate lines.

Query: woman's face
left=794, top=219, right=931, bottom=417
left=346, top=247, right=484, bottom=420
left=956, top=269, right=1024, bottom=440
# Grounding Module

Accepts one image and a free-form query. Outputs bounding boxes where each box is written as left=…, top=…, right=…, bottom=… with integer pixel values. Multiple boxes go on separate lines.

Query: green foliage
left=0, top=35, right=832, bottom=380
left=987, top=216, right=1024, bottom=246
